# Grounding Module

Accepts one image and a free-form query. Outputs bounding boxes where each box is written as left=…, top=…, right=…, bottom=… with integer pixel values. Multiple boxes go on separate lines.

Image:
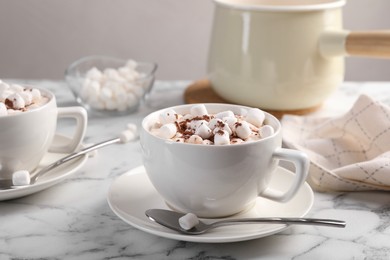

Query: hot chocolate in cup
left=141, top=103, right=309, bottom=218
left=0, top=81, right=87, bottom=180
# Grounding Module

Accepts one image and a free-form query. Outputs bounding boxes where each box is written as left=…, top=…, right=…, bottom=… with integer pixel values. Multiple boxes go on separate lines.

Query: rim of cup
left=142, top=103, right=281, bottom=147
left=0, top=86, right=54, bottom=118
left=213, top=0, right=346, bottom=12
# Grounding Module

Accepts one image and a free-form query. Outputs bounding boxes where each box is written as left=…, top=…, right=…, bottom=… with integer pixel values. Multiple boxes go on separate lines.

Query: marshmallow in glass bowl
left=65, top=55, right=157, bottom=116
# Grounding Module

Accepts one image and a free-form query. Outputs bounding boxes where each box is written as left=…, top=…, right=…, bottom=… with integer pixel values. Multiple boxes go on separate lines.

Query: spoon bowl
left=145, top=209, right=346, bottom=235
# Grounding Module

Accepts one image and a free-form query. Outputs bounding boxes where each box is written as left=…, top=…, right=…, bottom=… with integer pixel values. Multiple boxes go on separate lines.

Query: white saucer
left=0, top=134, right=88, bottom=201
left=107, top=166, right=314, bottom=243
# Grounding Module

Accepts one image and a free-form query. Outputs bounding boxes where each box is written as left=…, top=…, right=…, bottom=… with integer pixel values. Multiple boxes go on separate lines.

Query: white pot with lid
left=207, top=0, right=390, bottom=111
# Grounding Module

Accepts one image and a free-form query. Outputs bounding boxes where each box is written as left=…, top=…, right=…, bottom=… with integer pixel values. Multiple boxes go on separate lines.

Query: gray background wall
left=0, top=0, right=389, bottom=81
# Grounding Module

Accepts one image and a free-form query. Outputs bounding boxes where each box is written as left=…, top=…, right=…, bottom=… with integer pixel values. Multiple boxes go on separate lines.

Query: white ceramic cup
left=0, top=87, right=87, bottom=179
left=141, top=103, right=309, bottom=218
left=208, top=0, right=390, bottom=111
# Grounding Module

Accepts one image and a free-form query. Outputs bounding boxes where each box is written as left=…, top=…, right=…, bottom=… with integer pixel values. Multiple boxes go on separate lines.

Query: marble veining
left=0, top=79, right=389, bottom=260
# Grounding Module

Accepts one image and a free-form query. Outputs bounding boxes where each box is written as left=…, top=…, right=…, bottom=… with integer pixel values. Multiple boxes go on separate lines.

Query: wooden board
left=184, top=79, right=320, bottom=119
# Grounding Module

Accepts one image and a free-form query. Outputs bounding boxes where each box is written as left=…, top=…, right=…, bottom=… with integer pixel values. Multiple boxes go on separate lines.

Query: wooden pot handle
left=345, top=31, right=390, bottom=58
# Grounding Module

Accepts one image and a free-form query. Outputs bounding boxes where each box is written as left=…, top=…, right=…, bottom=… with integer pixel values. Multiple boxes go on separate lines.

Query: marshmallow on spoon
left=12, top=170, right=31, bottom=186
left=179, top=213, right=200, bottom=230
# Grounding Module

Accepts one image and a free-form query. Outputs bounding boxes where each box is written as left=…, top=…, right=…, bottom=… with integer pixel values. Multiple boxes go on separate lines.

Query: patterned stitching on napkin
left=282, top=94, right=390, bottom=191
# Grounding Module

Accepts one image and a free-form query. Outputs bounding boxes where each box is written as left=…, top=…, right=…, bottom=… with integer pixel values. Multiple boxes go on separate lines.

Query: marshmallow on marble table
left=259, top=125, right=275, bottom=138
left=158, top=123, right=177, bottom=139
left=245, top=108, right=265, bottom=128
left=179, top=213, right=199, bottom=230
left=159, top=109, right=177, bottom=124
left=190, top=104, right=208, bottom=117
left=214, top=130, right=230, bottom=145
left=234, top=121, right=252, bottom=139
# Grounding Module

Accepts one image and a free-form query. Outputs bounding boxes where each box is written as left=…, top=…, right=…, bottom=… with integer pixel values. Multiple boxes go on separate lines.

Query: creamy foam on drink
left=149, top=104, right=274, bottom=145
left=0, top=79, right=49, bottom=116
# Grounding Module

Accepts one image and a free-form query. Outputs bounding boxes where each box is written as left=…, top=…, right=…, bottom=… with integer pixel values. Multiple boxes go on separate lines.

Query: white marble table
left=1, top=80, right=390, bottom=260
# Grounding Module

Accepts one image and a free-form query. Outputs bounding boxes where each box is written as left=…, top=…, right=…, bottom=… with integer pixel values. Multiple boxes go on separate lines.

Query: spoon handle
left=213, top=217, right=346, bottom=228
left=31, top=137, right=120, bottom=183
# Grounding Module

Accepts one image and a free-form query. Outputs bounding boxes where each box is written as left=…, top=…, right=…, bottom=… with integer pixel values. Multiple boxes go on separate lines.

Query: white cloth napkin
left=281, top=94, right=390, bottom=191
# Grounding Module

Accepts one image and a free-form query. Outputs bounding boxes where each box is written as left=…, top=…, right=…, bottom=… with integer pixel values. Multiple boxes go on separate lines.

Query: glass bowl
left=65, top=55, right=157, bottom=116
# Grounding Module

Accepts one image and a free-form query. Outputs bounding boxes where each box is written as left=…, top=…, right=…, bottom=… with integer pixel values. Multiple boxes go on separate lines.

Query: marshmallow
left=245, top=108, right=265, bottom=127
left=195, top=123, right=212, bottom=139
left=179, top=213, right=199, bottom=230
left=0, top=102, right=7, bottom=116
left=202, top=139, right=213, bottom=145
left=158, top=123, right=177, bottom=139
left=19, top=91, right=33, bottom=106
left=187, top=135, right=203, bottom=144
left=119, top=129, right=137, bottom=143
left=234, top=121, right=252, bottom=139
left=190, top=119, right=208, bottom=130
left=86, top=67, right=103, bottom=81
left=30, top=88, right=42, bottom=102
left=159, top=109, right=177, bottom=124
left=100, top=87, right=114, bottom=102
left=215, top=110, right=235, bottom=119
left=126, top=59, right=138, bottom=69
left=173, top=137, right=185, bottom=143
left=222, top=116, right=237, bottom=129
left=231, top=138, right=244, bottom=144
left=125, top=92, right=138, bottom=109
left=126, top=123, right=138, bottom=133
left=12, top=170, right=31, bottom=186
left=208, top=118, right=223, bottom=130
left=259, top=125, right=275, bottom=138
left=5, top=93, right=25, bottom=109
left=213, top=122, right=232, bottom=135
left=214, top=130, right=230, bottom=145
left=190, top=104, right=208, bottom=117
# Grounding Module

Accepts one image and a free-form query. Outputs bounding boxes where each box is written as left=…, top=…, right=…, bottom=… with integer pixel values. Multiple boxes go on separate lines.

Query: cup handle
left=261, top=148, right=309, bottom=203
left=49, top=107, right=88, bottom=153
